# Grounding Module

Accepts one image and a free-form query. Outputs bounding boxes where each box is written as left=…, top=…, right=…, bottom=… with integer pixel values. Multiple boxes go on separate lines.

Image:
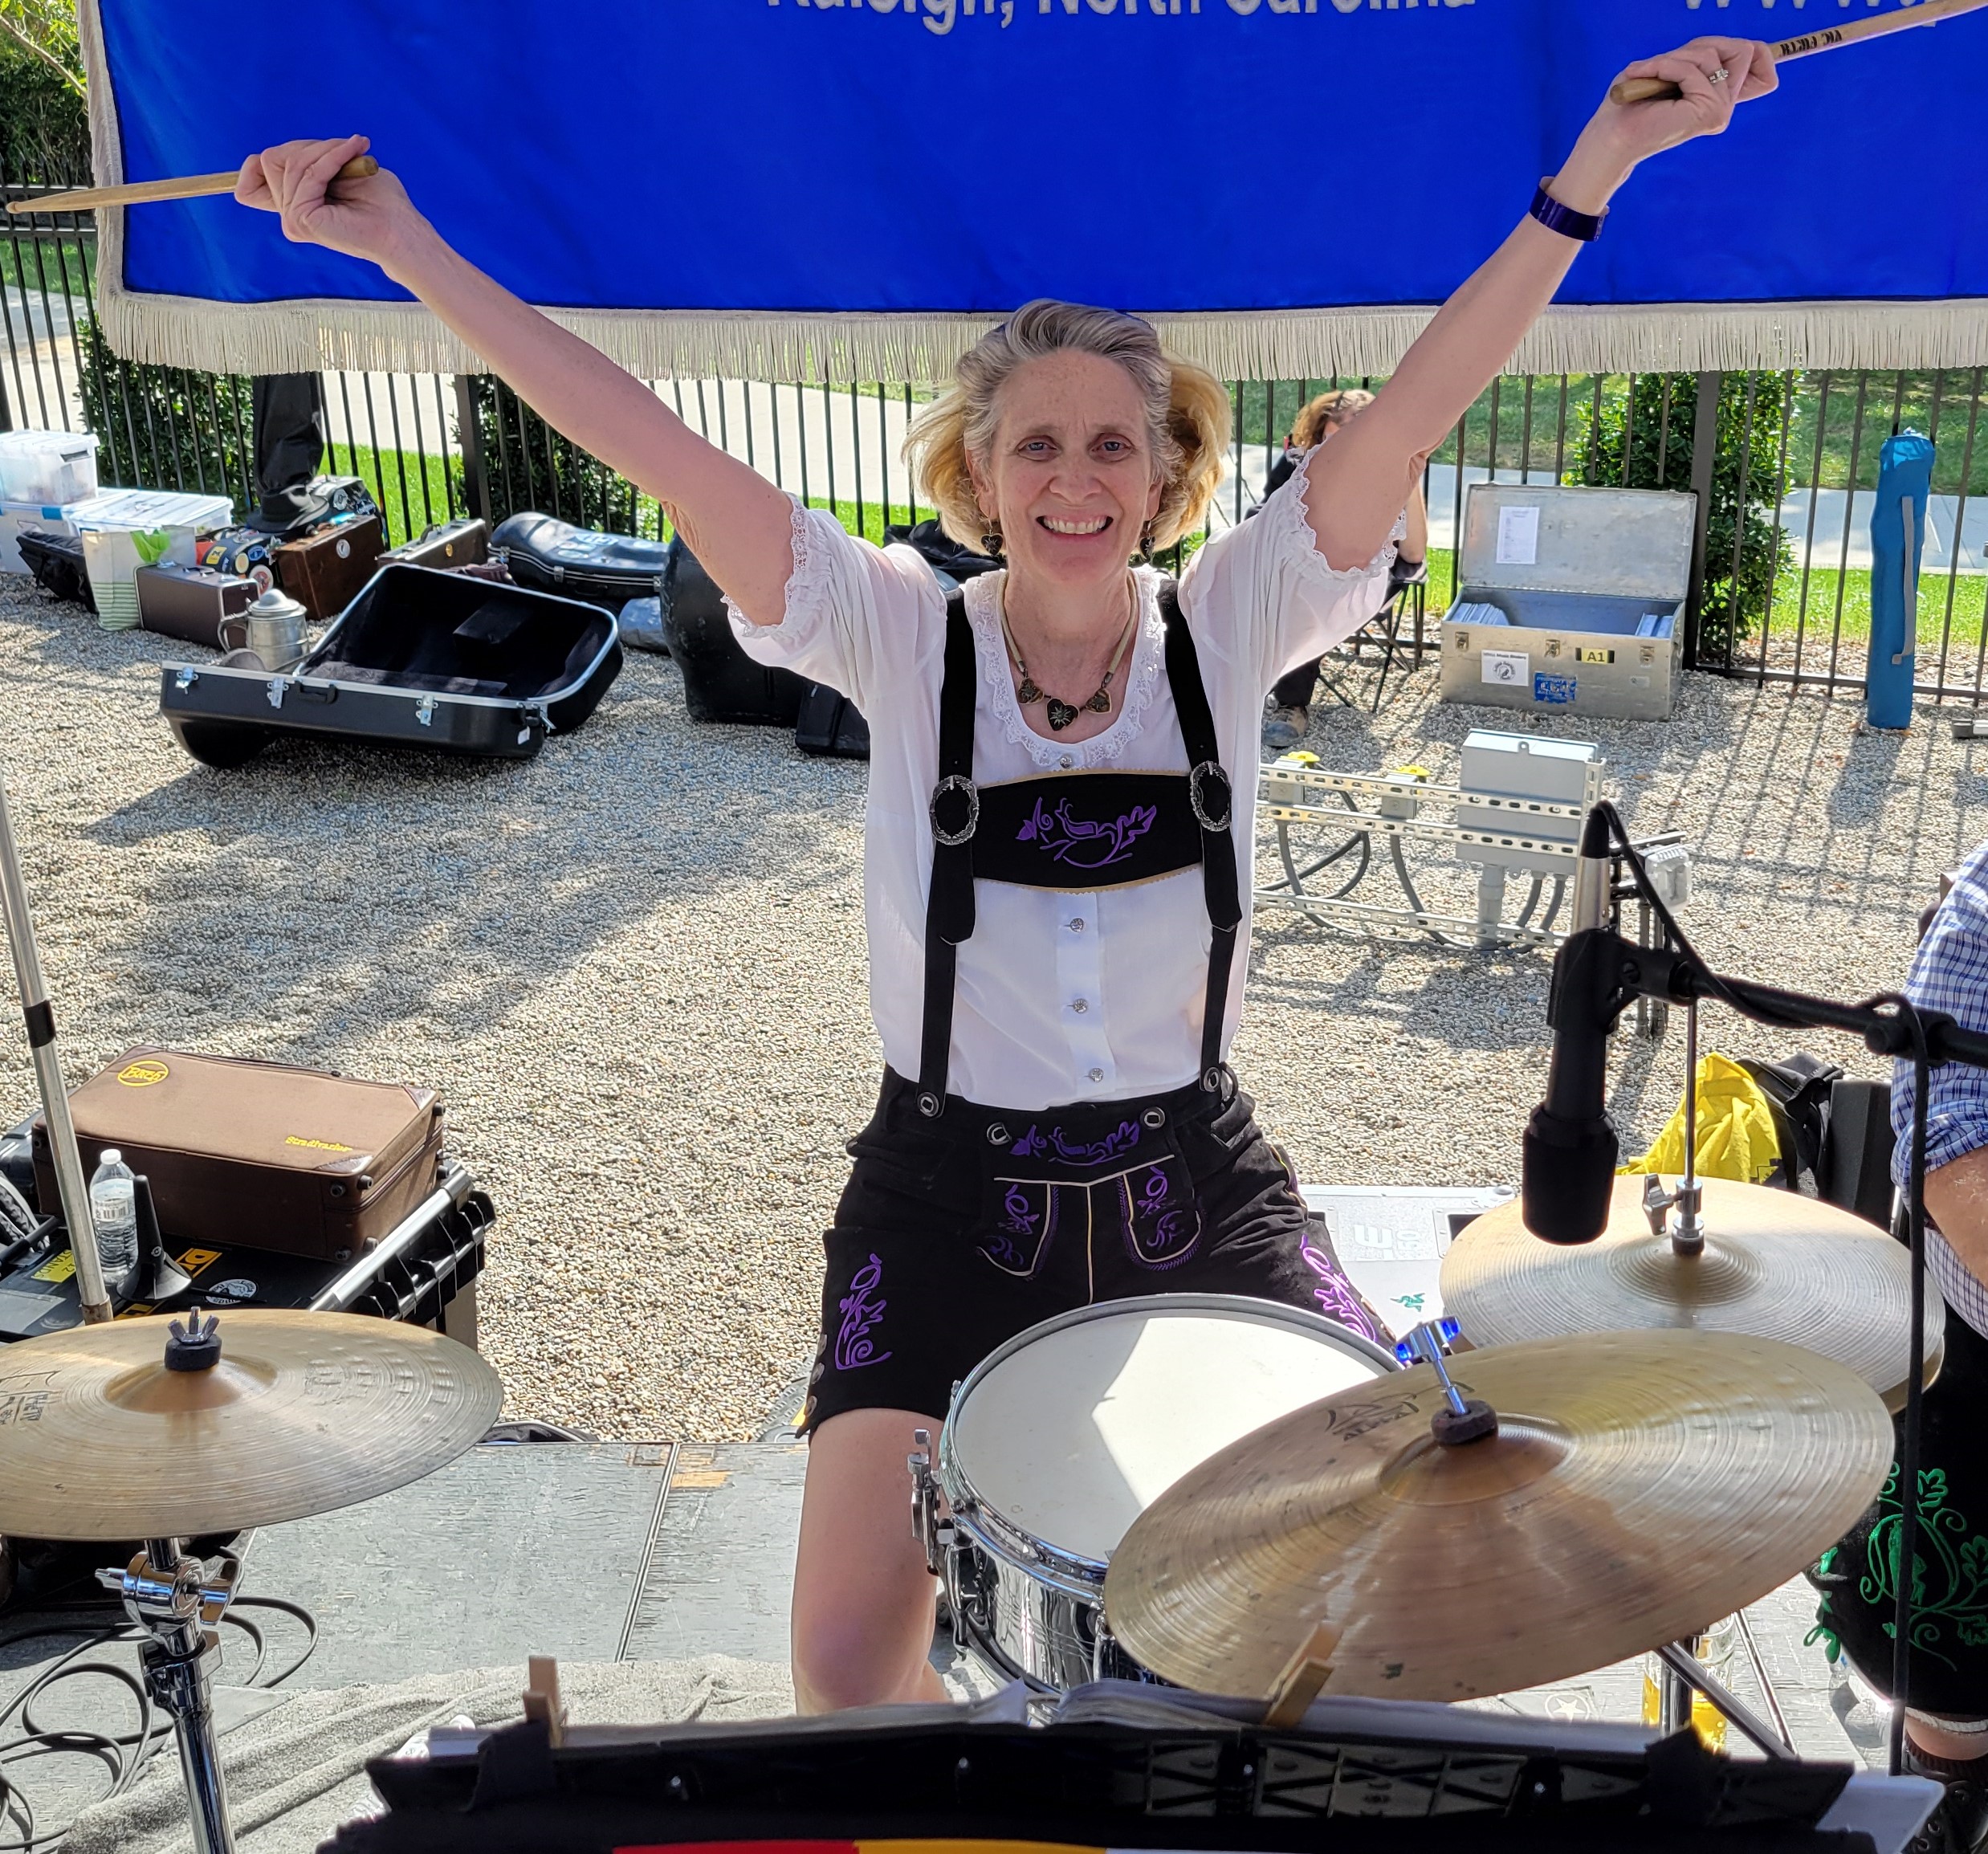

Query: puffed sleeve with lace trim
left=726, top=497, right=945, bottom=716
left=1179, top=449, right=1403, bottom=697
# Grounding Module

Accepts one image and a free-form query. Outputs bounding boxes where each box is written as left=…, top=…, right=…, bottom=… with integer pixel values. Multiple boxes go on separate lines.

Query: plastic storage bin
left=0, top=430, right=99, bottom=506
left=72, top=490, right=235, bottom=630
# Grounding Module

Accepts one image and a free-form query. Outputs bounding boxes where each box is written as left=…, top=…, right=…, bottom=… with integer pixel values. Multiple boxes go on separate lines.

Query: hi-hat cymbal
left=1104, top=1329, right=1891, bottom=1704
left=0, top=1310, right=503, bottom=1539
left=1442, top=1176, right=1941, bottom=1411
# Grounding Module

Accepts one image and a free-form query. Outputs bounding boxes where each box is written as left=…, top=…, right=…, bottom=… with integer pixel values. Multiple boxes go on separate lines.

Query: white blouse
left=730, top=463, right=1397, bottom=1112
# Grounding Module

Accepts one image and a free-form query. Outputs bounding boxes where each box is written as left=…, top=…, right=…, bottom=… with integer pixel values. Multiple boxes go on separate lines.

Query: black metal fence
left=4, top=172, right=1983, bottom=706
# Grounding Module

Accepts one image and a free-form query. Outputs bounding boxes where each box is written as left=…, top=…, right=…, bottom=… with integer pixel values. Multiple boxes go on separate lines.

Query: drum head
left=948, top=1295, right=1394, bottom=1570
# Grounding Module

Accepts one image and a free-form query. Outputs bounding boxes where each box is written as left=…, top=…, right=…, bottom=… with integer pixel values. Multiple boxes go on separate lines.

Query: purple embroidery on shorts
left=1011, top=1119, right=1141, bottom=1167
left=1000, top=1183, right=1039, bottom=1236
left=1125, top=1162, right=1199, bottom=1268
left=1016, top=796, right=1159, bottom=871
left=833, top=1253, right=893, bottom=1371
left=1300, top=1231, right=1386, bottom=1346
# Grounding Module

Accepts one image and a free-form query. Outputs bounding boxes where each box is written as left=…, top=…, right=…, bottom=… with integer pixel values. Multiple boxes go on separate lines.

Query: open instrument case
left=156, top=563, right=623, bottom=767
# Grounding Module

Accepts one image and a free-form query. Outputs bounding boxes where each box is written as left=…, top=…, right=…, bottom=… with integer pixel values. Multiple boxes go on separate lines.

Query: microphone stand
left=0, top=767, right=110, bottom=1323
left=1558, top=896, right=1988, bottom=1778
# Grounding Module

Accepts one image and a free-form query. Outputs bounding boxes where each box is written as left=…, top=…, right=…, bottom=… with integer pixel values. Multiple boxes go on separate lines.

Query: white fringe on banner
left=88, top=284, right=1988, bottom=387
left=78, top=0, right=1988, bottom=385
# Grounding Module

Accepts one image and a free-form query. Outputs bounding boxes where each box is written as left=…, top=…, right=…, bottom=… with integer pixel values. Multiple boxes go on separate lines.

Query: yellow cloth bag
left=1619, top=1051, right=1782, bottom=1186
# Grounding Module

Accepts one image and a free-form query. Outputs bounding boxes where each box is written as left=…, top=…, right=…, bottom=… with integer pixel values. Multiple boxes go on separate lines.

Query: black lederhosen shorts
left=800, top=1066, right=1388, bottom=1433
left=1812, top=1305, right=1988, bottom=1716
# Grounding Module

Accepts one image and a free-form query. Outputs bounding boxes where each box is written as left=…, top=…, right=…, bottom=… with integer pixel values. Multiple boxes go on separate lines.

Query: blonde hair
left=1291, top=387, right=1375, bottom=452
left=905, top=300, right=1230, bottom=555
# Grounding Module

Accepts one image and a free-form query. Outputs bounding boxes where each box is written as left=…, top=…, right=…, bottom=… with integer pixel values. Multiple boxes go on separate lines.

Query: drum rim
left=939, top=1293, right=1400, bottom=1598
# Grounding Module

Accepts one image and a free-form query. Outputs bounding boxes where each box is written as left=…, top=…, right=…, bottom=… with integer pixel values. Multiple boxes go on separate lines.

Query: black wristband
left=1530, top=180, right=1607, bottom=243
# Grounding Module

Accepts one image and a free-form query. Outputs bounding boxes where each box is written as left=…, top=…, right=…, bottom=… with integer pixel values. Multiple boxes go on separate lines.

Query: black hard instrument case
left=157, top=563, right=622, bottom=767
left=661, top=537, right=807, bottom=726
left=493, top=511, right=668, bottom=605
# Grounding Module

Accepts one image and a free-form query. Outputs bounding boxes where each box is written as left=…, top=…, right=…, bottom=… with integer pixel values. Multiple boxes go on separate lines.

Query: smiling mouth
left=1039, top=515, right=1114, bottom=536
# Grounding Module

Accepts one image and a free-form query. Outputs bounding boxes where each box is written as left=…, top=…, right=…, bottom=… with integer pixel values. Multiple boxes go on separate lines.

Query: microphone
left=1522, top=809, right=1619, bottom=1244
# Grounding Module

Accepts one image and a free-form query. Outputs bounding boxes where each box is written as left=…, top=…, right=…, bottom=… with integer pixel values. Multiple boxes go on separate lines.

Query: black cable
left=0, top=1589, right=318, bottom=1851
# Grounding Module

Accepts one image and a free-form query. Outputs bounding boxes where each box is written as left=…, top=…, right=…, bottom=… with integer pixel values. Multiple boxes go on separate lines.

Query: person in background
left=1261, top=388, right=1428, bottom=752
left=1812, top=844, right=1988, bottom=1854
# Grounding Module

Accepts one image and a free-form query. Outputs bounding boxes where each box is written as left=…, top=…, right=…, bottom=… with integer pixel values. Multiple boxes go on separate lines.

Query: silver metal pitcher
left=218, top=588, right=310, bottom=673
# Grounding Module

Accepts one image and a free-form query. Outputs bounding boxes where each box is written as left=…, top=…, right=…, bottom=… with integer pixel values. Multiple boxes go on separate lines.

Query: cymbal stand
left=1640, top=1000, right=1705, bottom=1254
left=97, top=1536, right=246, bottom=1854
left=1655, top=1639, right=1794, bottom=1762
left=0, top=764, right=110, bottom=1322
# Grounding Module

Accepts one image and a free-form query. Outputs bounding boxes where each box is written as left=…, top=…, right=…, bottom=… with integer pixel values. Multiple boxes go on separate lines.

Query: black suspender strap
left=1158, top=581, right=1243, bottom=1093
left=917, top=593, right=980, bottom=1117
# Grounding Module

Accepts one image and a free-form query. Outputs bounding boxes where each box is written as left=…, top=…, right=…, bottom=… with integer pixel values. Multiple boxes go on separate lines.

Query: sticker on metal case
left=1481, top=650, right=1529, bottom=687
left=1533, top=674, right=1578, bottom=706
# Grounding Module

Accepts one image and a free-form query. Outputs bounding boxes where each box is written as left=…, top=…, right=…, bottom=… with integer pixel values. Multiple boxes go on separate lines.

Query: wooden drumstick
left=1611, top=0, right=1988, bottom=106
left=5, top=156, right=379, bottom=216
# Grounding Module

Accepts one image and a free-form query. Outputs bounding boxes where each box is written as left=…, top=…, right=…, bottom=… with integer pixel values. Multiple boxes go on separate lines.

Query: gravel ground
left=1, top=576, right=1982, bottom=1440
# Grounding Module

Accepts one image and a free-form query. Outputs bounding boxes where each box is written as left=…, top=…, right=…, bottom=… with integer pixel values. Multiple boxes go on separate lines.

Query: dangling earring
left=1139, top=522, right=1157, bottom=563
left=980, top=522, right=1004, bottom=560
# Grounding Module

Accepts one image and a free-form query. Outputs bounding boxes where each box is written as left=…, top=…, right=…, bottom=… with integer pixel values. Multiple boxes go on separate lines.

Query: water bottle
left=88, top=1148, right=139, bottom=1276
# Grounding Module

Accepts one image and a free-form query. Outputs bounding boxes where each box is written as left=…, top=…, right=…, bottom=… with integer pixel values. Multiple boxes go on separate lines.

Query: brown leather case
left=31, top=1047, right=445, bottom=1261
left=273, top=513, right=384, bottom=620
left=135, top=564, right=258, bottom=647
left=381, top=518, right=488, bottom=572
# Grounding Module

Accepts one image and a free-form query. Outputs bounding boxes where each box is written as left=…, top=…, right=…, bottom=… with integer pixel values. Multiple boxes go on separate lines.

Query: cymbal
left=1104, top=1329, right=1891, bottom=1704
left=0, top=1310, right=503, bottom=1539
left=1442, top=1176, right=1941, bottom=1412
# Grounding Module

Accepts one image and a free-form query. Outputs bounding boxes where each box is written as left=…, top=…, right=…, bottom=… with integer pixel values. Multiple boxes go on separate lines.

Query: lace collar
left=962, top=568, right=1167, bottom=768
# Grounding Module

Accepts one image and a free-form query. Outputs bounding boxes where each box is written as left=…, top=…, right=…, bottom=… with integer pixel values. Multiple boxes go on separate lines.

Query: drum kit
left=916, top=1173, right=1932, bottom=1755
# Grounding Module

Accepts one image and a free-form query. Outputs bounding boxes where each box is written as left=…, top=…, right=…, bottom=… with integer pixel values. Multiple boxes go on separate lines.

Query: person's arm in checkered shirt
left=1895, top=841, right=1988, bottom=1339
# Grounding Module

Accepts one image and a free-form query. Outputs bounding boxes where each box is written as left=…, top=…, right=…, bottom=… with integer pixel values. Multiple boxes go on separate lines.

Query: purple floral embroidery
left=1016, top=796, right=1159, bottom=871
left=1012, top=1119, right=1142, bottom=1167
left=833, top=1253, right=893, bottom=1371
left=1300, top=1232, right=1386, bottom=1346
left=1000, top=1184, right=1039, bottom=1236
left=1126, top=1162, right=1200, bottom=1268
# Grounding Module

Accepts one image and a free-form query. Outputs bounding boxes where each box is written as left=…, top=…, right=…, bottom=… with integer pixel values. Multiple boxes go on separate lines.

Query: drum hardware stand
left=96, top=1522, right=250, bottom=1854
left=0, top=765, right=111, bottom=1322
left=1640, top=1002, right=1706, bottom=1254
left=1653, top=1640, right=1794, bottom=1762
left=1404, top=1322, right=1497, bottom=1444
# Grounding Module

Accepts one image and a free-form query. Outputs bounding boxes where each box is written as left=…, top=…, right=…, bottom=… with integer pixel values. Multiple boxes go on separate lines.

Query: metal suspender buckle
left=1188, top=761, right=1233, bottom=833
left=930, top=774, right=980, bottom=848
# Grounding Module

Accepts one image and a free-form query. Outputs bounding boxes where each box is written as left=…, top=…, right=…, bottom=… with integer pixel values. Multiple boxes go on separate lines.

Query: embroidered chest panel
left=970, top=771, right=1202, bottom=892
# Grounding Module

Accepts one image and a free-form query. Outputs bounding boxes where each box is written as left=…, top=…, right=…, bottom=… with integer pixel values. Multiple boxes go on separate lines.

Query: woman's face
left=969, top=351, right=1163, bottom=597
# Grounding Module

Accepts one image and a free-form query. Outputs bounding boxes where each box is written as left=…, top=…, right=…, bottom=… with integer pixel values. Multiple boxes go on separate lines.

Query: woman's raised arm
left=237, top=136, right=797, bottom=625
left=1304, top=37, right=1778, bottom=572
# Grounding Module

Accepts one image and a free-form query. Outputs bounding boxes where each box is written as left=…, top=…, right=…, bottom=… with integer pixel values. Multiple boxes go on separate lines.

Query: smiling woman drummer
left=243, top=33, right=1774, bottom=1712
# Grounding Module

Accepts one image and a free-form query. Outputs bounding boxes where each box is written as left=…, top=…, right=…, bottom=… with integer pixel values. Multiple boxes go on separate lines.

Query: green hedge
left=0, top=43, right=88, bottom=187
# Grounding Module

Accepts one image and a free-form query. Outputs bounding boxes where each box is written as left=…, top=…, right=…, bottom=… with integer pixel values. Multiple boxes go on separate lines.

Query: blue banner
left=82, top=0, right=1988, bottom=376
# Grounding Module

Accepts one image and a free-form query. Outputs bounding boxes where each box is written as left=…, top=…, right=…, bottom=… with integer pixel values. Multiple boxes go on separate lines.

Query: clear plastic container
left=1640, top=1617, right=1737, bottom=1752
left=0, top=430, right=100, bottom=506
left=88, top=1147, right=138, bottom=1275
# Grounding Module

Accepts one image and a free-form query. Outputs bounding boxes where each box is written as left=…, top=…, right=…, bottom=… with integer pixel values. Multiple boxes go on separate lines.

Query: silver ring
left=1708, top=66, right=1728, bottom=84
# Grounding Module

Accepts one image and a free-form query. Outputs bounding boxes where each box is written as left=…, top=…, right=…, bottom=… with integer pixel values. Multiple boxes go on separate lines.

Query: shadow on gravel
left=73, top=660, right=866, bottom=1055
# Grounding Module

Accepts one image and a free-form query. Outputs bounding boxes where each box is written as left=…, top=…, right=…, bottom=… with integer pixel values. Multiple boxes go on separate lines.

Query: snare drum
left=911, top=1294, right=1399, bottom=1692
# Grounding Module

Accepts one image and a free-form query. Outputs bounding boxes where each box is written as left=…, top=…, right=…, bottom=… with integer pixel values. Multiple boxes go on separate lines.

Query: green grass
left=325, top=442, right=459, bottom=550
left=0, top=231, right=91, bottom=299
left=1423, top=541, right=1988, bottom=657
